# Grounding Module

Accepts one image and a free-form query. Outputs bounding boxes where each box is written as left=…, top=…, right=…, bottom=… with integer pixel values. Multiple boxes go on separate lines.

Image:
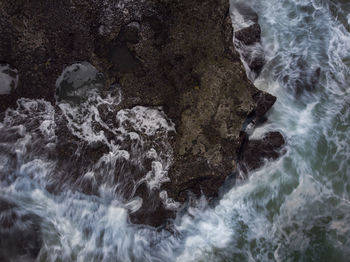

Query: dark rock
left=248, top=53, right=265, bottom=76
left=232, top=5, right=265, bottom=79
left=129, top=184, right=176, bottom=227
left=235, top=23, right=261, bottom=46
left=55, top=62, right=105, bottom=104
left=125, top=22, right=141, bottom=44
left=234, top=4, right=259, bottom=24
left=234, top=23, right=265, bottom=78
left=240, top=131, right=286, bottom=172
left=0, top=0, right=99, bottom=105
left=253, top=90, right=277, bottom=120
left=0, top=0, right=280, bottom=227
left=241, top=90, right=276, bottom=131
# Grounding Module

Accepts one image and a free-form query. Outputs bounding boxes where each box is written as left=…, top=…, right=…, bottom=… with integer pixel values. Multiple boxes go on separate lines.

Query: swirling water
left=1, top=0, right=350, bottom=261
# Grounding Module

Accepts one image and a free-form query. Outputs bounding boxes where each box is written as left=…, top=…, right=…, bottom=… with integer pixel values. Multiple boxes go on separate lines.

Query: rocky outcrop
left=239, top=132, right=286, bottom=173
left=232, top=3, right=265, bottom=79
left=0, top=0, right=284, bottom=227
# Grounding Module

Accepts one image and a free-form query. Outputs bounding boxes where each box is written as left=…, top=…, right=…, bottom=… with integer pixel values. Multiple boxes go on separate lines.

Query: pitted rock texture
left=0, top=0, right=282, bottom=226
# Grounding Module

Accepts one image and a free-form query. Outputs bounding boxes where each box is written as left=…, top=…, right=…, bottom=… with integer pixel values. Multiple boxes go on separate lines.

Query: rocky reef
left=0, top=0, right=285, bottom=226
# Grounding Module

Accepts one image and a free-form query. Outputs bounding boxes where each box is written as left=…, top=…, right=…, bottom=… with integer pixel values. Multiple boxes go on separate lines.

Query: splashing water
left=1, top=0, right=350, bottom=261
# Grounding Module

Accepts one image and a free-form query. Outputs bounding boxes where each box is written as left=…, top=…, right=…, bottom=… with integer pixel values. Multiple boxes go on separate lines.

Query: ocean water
left=1, top=0, right=350, bottom=261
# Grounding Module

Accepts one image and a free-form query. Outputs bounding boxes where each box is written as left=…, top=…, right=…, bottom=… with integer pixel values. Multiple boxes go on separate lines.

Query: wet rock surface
left=240, top=131, right=286, bottom=173
left=232, top=4, right=265, bottom=79
left=235, top=23, right=261, bottom=46
left=253, top=90, right=277, bottom=124
left=0, top=0, right=284, bottom=227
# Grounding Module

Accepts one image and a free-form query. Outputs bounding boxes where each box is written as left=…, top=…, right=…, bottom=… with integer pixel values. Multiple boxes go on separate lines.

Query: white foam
left=117, top=106, right=175, bottom=136
left=175, top=201, right=233, bottom=261
left=125, top=197, right=143, bottom=213
left=146, top=148, right=158, bottom=159
left=39, top=119, right=56, bottom=137
left=231, top=7, right=255, bottom=31
left=159, top=191, right=180, bottom=210
left=145, top=161, right=170, bottom=190
left=57, top=89, right=175, bottom=193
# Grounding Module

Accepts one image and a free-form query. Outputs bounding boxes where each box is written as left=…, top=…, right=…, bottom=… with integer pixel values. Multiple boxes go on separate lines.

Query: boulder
left=240, top=131, right=286, bottom=172
left=235, top=23, right=261, bottom=46
left=253, top=90, right=277, bottom=122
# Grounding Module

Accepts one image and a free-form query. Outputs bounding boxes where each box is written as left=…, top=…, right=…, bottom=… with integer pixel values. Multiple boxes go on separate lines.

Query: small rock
left=234, top=23, right=265, bottom=78
left=253, top=90, right=277, bottom=120
left=0, top=63, right=18, bottom=95
left=235, top=23, right=261, bottom=46
left=55, top=62, right=105, bottom=104
left=240, top=131, right=286, bottom=172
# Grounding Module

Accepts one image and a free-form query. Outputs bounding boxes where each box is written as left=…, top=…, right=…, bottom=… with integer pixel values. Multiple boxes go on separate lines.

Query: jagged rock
left=253, top=90, right=277, bottom=122
left=0, top=0, right=280, bottom=227
left=235, top=23, right=261, bottom=46
left=234, top=23, right=265, bottom=77
left=240, top=131, right=286, bottom=172
left=232, top=6, right=265, bottom=78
